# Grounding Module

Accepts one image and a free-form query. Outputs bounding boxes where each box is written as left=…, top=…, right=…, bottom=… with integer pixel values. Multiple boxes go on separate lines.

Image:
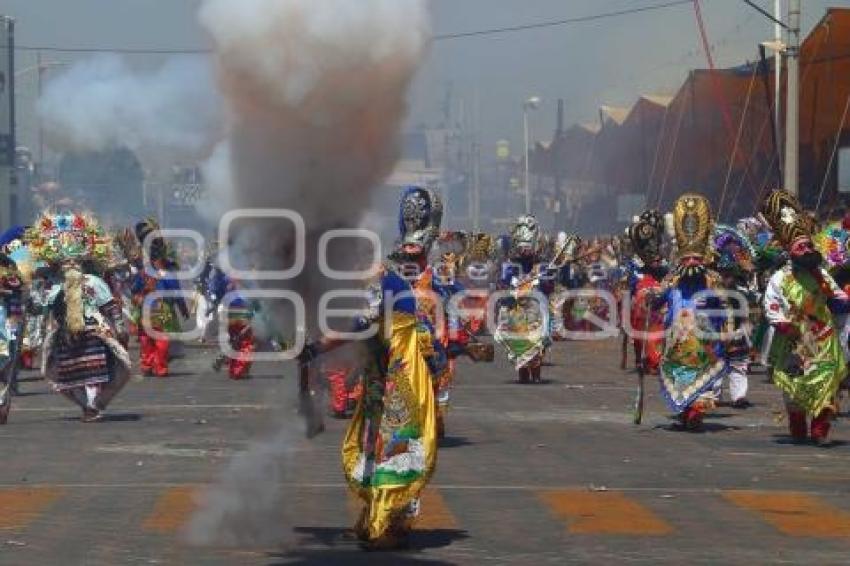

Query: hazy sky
left=4, top=0, right=848, bottom=155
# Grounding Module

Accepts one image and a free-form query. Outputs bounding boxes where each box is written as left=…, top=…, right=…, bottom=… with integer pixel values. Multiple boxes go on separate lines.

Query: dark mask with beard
left=675, top=262, right=706, bottom=280
left=791, top=250, right=823, bottom=271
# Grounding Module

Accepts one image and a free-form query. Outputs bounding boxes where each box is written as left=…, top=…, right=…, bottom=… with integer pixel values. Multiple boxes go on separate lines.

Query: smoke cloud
left=197, top=0, right=430, bottom=333
left=38, top=54, right=223, bottom=161
left=187, top=0, right=431, bottom=546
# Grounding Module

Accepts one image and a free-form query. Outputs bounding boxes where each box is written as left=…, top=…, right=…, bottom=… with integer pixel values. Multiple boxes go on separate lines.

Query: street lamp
left=523, top=96, right=541, bottom=215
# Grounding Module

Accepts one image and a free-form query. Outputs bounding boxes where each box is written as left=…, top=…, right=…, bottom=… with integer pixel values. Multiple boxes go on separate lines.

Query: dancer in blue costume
left=657, top=194, right=731, bottom=430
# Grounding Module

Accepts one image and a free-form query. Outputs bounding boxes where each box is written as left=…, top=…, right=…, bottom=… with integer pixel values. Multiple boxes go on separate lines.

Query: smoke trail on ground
left=186, top=0, right=430, bottom=546
left=185, top=428, right=299, bottom=547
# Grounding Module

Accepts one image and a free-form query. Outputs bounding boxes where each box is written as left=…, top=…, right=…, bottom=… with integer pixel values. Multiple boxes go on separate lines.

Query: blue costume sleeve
left=129, top=272, right=145, bottom=295
left=382, top=270, right=416, bottom=316
left=500, top=262, right=519, bottom=287
left=828, top=297, right=850, bottom=315
left=157, top=275, right=189, bottom=316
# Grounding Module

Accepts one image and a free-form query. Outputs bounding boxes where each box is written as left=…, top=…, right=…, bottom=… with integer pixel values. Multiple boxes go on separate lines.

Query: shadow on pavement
left=656, top=422, right=741, bottom=434
left=438, top=436, right=474, bottom=449
left=56, top=413, right=142, bottom=423
left=267, top=549, right=455, bottom=566
left=410, top=528, right=470, bottom=550
left=500, top=379, right=561, bottom=386
left=155, top=371, right=196, bottom=379
left=772, top=435, right=848, bottom=449
left=279, top=526, right=467, bottom=565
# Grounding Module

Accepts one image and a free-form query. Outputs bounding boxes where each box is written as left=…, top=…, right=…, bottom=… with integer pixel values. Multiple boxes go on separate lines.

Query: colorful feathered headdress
left=24, top=211, right=112, bottom=266
left=712, top=224, right=755, bottom=274
left=813, top=221, right=850, bottom=269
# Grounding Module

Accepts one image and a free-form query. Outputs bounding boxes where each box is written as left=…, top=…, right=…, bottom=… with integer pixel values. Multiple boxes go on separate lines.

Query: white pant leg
left=728, top=359, right=749, bottom=402
left=60, top=388, right=88, bottom=409
left=195, top=295, right=211, bottom=340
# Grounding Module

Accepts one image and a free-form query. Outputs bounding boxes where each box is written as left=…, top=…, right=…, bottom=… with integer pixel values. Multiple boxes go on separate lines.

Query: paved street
left=2, top=338, right=850, bottom=565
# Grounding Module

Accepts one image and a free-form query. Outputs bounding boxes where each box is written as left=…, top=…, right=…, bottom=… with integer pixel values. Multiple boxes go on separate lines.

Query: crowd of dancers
left=1, top=185, right=849, bottom=549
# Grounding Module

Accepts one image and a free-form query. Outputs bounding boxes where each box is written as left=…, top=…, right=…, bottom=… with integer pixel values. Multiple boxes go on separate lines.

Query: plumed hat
left=813, top=222, right=850, bottom=269
left=509, top=214, right=541, bottom=257
left=672, top=193, right=714, bottom=258
left=24, top=211, right=111, bottom=267
left=627, top=209, right=664, bottom=262
left=760, top=190, right=815, bottom=247
left=712, top=224, right=755, bottom=274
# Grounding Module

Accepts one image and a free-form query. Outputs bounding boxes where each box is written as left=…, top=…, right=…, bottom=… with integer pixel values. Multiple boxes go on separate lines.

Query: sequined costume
left=495, top=216, right=578, bottom=383
left=0, top=255, right=24, bottom=424
left=658, top=195, right=731, bottom=429
left=625, top=211, right=668, bottom=374
left=24, top=212, right=131, bottom=423
left=129, top=220, right=188, bottom=378
left=301, top=187, right=448, bottom=550
left=761, top=190, right=849, bottom=445
left=341, top=265, right=438, bottom=549
left=711, top=224, right=759, bottom=407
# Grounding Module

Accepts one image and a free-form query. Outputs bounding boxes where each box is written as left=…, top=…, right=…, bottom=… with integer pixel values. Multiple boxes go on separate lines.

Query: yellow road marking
left=417, top=488, right=459, bottom=529
left=539, top=490, right=673, bottom=535
left=143, top=487, right=199, bottom=534
left=345, top=487, right=458, bottom=530
left=347, top=490, right=362, bottom=523
left=0, top=487, right=65, bottom=530
left=723, top=490, right=850, bottom=537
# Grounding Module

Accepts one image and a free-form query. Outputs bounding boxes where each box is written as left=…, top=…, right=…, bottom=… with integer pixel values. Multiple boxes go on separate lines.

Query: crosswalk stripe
left=723, top=490, right=850, bottom=537
left=417, top=488, right=459, bottom=530
left=142, top=486, right=199, bottom=534
left=346, top=487, right=459, bottom=530
left=538, top=490, right=673, bottom=535
left=0, top=487, right=65, bottom=530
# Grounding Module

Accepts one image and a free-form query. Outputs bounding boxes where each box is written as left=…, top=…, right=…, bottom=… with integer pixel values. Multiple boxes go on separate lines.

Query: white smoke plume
left=198, top=0, right=429, bottom=231
left=38, top=54, right=224, bottom=160
left=187, top=0, right=430, bottom=546
left=196, top=0, right=430, bottom=335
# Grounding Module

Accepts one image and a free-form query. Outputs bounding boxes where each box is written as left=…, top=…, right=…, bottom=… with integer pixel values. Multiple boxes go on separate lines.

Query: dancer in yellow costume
left=299, top=187, right=445, bottom=550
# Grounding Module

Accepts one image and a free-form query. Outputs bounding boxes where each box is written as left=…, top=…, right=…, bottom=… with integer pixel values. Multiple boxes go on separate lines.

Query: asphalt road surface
left=2, top=338, right=850, bottom=565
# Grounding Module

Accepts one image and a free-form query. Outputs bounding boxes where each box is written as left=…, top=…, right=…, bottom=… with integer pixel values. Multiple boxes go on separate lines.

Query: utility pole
left=37, top=51, right=45, bottom=168
left=523, top=96, right=541, bottom=215
left=472, top=88, right=481, bottom=232
left=784, top=0, right=800, bottom=197
left=0, top=17, right=17, bottom=228
left=523, top=108, right=531, bottom=215
left=774, top=0, right=783, bottom=176
left=553, top=99, right=565, bottom=230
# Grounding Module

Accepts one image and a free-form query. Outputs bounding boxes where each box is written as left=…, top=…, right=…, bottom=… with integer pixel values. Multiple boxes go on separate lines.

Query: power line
left=9, top=0, right=693, bottom=54
left=11, top=45, right=208, bottom=54
left=432, top=0, right=693, bottom=40
left=740, top=0, right=789, bottom=30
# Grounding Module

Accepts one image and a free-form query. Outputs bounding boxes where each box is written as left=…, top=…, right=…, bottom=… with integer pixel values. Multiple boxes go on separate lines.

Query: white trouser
left=727, top=359, right=749, bottom=402
left=60, top=365, right=131, bottom=411
left=195, top=294, right=214, bottom=341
